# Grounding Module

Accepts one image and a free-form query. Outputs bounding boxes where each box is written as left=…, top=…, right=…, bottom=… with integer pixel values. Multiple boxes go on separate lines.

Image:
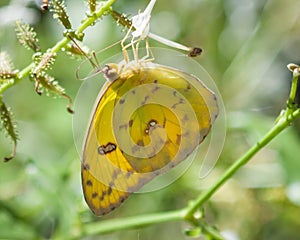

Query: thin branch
left=77, top=209, right=185, bottom=238
left=184, top=108, right=299, bottom=219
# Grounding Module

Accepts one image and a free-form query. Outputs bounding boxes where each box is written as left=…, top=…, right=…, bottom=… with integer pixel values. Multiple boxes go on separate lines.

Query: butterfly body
left=82, top=61, right=218, bottom=215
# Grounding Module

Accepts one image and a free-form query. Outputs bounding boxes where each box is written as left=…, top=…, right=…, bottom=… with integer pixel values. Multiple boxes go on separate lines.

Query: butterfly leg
left=121, top=27, right=135, bottom=63
left=140, top=37, right=154, bottom=63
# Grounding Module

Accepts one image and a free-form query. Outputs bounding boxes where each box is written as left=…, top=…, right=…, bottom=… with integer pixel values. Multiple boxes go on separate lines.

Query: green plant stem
left=286, top=71, right=299, bottom=116
left=0, top=0, right=116, bottom=95
left=79, top=209, right=184, bottom=237
left=184, top=66, right=300, bottom=219
left=184, top=109, right=299, bottom=219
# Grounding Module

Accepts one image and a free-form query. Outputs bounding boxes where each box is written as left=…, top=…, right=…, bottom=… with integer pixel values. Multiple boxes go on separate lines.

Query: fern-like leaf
left=15, top=21, right=40, bottom=52
left=0, top=51, right=18, bottom=81
left=0, top=101, right=18, bottom=162
left=50, top=0, right=72, bottom=29
left=111, top=10, right=133, bottom=30
left=87, top=0, right=96, bottom=13
left=32, top=73, right=74, bottom=113
left=32, top=52, right=56, bottom=77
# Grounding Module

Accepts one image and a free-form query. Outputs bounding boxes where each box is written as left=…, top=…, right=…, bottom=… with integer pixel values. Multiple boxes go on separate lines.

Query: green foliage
left=111, top=10, right=132, bottom=30
left=88, top=0, right=97, bottom=13
left=32, top=52, right=56, bottom=76
left=0, top=0, right=299, bottom=240
left=50, top=0, right=72, bottom=29
left=0, top=101, right=18, bottom=161
left=15, top=21, right=40, bottom=52
left=0, top=51, right=17, bottom=80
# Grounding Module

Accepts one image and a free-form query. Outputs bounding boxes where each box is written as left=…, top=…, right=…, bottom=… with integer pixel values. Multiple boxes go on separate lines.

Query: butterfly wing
left=82, top=63, right=218, bottom=215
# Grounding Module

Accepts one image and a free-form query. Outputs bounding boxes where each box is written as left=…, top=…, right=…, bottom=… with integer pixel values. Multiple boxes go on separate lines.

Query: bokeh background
left=0, top=0, right=300, bottom=239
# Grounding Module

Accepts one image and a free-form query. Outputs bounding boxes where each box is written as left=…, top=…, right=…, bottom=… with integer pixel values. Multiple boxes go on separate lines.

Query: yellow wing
left=82, top=62, right=218, bottom=215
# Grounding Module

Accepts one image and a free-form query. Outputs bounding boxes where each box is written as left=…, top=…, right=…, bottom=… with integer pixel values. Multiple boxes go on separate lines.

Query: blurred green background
left=0, top=0, right=300, bottom=239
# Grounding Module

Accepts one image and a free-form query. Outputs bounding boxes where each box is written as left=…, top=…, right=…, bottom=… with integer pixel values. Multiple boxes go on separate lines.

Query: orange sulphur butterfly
left=78, top=0, right=219, bottom=216
left=80, top=55, right=219, bottom=215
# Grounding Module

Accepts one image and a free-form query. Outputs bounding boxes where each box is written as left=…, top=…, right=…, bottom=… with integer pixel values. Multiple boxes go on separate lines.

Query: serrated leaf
left=0, top=51, right=17, bottom=80
left=0, top=101, right=18, bottom=162
left=50, top=0, right=72, bottom=29
left=15, top=21, right=40, bottom=52
left=32, top=52, right=56, bottom=76
left=87, top=0, right=96, bottom=13
left=33, top=74, right=74, bottom=113
left=111, top=10, right=133, bottom=30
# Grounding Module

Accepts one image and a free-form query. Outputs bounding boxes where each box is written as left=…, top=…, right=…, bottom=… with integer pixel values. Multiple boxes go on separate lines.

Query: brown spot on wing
left=176, top=134, right=181, bottom=145
left=119, top=123, right=128, bottom=130
left=129, top=119, right=133, bottom=127
left=92, top=192, right=98, bottom=198
left=98, top=142, right=117, bottom=155
left=137, top=139, right=144, bottom=146
left=83, top=163, right=90, bottom=171
left=182, top=114, right=189, bottom=122
left=172, top=98, right=184, bottom=109
left=141, top=95, right=149, bottom=105
left=86, top=180, right=93, bottom=186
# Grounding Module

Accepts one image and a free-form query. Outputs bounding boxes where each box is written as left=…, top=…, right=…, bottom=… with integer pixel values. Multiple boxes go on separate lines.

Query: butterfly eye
left=102, top=64, right=119, bottom=82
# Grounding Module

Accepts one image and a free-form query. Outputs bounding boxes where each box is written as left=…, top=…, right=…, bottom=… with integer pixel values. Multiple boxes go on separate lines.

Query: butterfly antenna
left=71, top=37, right=100, bottom=70
left=66, top=33, right=103, bottom=80
left=98, top=39, right=123, bottom=54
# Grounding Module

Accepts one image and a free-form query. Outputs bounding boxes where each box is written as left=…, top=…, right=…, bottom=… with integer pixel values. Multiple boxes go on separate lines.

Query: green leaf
left=15, top=21, right=40, bottom=52
left=50, top=0, right=72, bottom=30
left=32, top=52, right=56, bottom=76
left=87, top=0, right=96, bottom=13
left=0, top=51, right=17, bottom=81
left=32, top=74, right=73, bottom=113
left=0, top=101, right=18, bottom=162
left=111, top=10, right=133, bottom=30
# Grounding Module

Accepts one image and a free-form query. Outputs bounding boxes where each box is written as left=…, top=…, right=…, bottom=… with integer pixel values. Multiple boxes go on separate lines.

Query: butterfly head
left=102, top=63, right=119, bottom=82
